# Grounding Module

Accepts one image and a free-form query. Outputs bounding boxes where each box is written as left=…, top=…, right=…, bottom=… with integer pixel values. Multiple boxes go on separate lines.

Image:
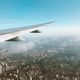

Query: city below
left=0, top=35, right=80, bottom=80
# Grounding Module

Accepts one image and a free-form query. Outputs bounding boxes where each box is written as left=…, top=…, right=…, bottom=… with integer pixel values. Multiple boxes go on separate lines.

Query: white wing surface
left=0, top=21, right=53, bottom=42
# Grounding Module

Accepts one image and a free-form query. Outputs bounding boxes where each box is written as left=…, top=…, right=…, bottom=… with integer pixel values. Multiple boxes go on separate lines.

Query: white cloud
left=0, top=41, right=35, bottom=54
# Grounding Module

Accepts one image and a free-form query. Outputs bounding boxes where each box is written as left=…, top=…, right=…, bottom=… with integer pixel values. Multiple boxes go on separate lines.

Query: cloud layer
left=0, top=41, right=35, bottom=54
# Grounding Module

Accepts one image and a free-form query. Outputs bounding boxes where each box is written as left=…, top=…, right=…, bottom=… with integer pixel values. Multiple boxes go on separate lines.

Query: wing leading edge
left=0, top=21, right=54, bottom=42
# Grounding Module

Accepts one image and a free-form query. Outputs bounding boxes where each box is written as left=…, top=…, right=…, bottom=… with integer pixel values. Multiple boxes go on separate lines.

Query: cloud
left=0, top=41, right=35, bottom=54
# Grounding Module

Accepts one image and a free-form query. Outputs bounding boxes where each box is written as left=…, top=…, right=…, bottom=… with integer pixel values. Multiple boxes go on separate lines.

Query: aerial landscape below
left=0, top=33, right=80, bottom=80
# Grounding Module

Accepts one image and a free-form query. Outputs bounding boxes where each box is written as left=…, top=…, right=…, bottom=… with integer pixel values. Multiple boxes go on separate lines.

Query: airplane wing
left=0, top=21, right=54, bottom=42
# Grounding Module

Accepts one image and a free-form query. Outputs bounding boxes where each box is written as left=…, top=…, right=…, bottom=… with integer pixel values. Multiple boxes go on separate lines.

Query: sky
left=0, top=0, right=80, bottom=30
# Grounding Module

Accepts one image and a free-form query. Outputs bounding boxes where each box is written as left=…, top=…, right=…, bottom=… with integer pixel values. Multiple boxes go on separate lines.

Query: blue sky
left=0, top=0, right=80, bottom=29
